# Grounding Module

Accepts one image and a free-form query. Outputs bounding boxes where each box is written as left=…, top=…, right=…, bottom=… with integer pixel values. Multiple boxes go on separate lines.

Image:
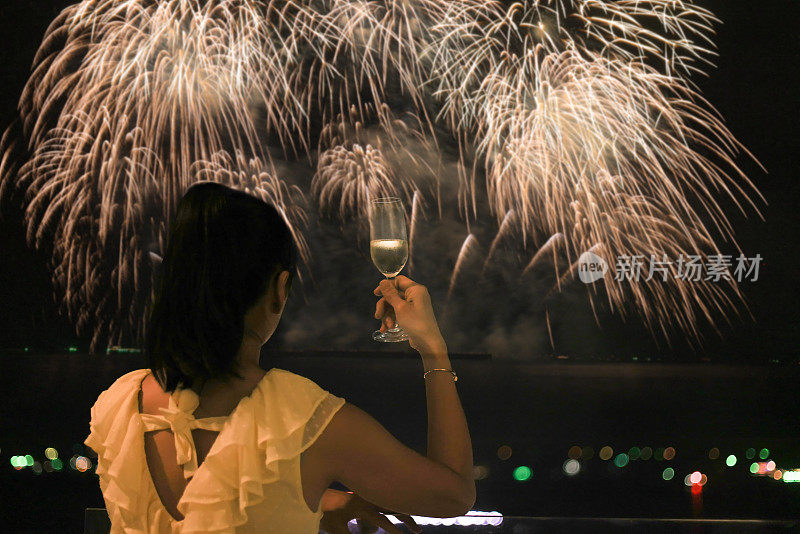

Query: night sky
left=0, top=0, right=797, bottom=362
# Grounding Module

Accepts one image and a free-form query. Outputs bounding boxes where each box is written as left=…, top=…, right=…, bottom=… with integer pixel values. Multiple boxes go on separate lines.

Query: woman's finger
left=377, top=279, right=406, bottom=308
left=355, top=518, right=380, bottom=534
left=362, top=512, right=403, bottom=534
left=391, top=513, right=421, bottom=533
left=393, top=275, right=420, bottom=292
left=375, top=297, right=386, bottom=319
left=368, top=507, right=420, bottom=534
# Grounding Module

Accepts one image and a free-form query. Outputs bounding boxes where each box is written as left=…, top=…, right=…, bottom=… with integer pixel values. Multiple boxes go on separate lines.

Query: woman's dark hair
left=146, top=181, right=297, bottom=392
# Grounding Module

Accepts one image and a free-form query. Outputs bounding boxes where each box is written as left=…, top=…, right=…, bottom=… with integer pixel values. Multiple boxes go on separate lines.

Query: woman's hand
left=320, top=489, right=421, bottom=534
left=373, top=275, right=446, bottom=354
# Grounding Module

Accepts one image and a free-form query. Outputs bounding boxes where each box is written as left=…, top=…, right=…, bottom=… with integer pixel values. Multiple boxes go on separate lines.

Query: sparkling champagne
left=370, top=239, right=408, bottom=278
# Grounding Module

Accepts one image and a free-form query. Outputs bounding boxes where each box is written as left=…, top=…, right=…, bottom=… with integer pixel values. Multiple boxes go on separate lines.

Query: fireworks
left=427, top=1, right=763, bottom=337
left=313, top=144, right=401, bottom=224
left=0, top=0, right=762, bottom=351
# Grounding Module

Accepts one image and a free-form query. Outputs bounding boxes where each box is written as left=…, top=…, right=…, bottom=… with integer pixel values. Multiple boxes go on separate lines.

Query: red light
left=691, top=483, right=702, bottom=494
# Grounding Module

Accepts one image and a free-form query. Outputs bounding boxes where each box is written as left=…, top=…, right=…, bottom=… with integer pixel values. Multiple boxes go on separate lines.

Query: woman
left=85, top=182, right=474, bottom=533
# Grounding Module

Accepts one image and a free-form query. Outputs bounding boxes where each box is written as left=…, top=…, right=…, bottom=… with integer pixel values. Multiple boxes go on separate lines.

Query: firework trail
left=408, top=189, right=425, bottom=274
left=447, top=233, right=481, bottom=302
left=481, top=209, right=516, bottom=277
left=522, top=232, right=565, bottom=277
left=0, top=0, right=763, bottom=351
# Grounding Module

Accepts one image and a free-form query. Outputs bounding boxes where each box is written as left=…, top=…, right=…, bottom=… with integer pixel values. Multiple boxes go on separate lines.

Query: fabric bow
left=140, top=388, right=227, bottom=479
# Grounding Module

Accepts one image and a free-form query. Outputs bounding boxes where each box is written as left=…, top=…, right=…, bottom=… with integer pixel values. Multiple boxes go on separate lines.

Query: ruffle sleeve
left=84, top=369, right=169, bottom=532
left=177, top=368, right=346, bottom=533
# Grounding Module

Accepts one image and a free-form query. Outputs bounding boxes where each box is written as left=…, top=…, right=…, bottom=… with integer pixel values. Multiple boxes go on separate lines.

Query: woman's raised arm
left=303, top=275, right=474, bottom=517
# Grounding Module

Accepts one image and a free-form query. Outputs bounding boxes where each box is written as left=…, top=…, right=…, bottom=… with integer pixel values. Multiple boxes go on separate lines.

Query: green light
left=726, top=455, right=737, bottom=467
left=745, top=448, right=755, bottom=459
left=10, top=456, right=18, bottom=467
left=759, top=448, right=769, bottom=460
left=24, top=347, right=30, bottom=352
left=51, top=458, right=63, bottom=471
left=654, top=447, right=665, bottom=461
left=513, top=466, right=532, bottom=481
left=25, top=455, right=34, bottom=467
left=614, top=453, right=629, bottom=468
left=68, top=346, right=78, bottom=352
left=628, top=447, right=641, bottom=460
left=662, top=467, right=675, bottom=481
left=749, top=462, right=759, bottom=474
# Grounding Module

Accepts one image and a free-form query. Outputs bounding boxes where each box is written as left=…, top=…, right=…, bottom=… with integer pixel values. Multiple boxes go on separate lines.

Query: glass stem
left=386, top=275, right=401, bottom=332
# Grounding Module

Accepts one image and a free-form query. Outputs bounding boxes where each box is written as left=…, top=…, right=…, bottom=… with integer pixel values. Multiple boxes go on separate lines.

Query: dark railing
left=85, top=509, right=798, bottom=534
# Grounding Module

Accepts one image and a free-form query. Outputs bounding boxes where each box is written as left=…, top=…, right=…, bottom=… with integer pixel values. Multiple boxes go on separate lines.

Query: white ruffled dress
left=85, top=367, right=346, bottom=533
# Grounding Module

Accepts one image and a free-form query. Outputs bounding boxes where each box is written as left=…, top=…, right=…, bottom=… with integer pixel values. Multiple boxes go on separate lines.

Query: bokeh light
left=759, top=448, right=770, bottom=460
left=640, top=447, right=653, bottom=461
left=766, top=461, right=776, bottom=472
left=497, top=445, right=513, bottom=461
left=628, top=447, right=641, bottom=461
left=654, top=447, right=665, bottom=461
left=568, top=446, right=582, bottom=460
left=51, top=458, right=63, bottom=471
left=663, top=447, right=676, bottom=461
left=726, top=455, right=737, bottom=467
left=32, top=461, right=42, bottom=475
left=25, top=455, right=34, bottom=467
left=599, top=446, right=613, bottom=461
left=513, top=466, right=532, bottom=482
left=774, top=470, right=783, bottom=481
left=690, top=471, right=702, bottom=484
left=45, top=447, right=58, bottom=460
left=473, top=465, right=490, bottom=480
left=76, top=456, right=91, bottom=472
left=749, top=462, right=759, bottom=474
left=783, top=471, right=800, bottom=483
left=708, top=448, right=720, bottom=460
left=662, top=467, right=675, bottom=481
left=745, top=448, right=756, bottom=459
left=563, top=459, right=581, bottom=476
left=614, top=454, right=629, bottom=468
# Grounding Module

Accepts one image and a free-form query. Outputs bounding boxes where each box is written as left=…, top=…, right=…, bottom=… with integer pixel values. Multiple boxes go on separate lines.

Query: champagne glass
left=369, top=197, right=410, bottom=342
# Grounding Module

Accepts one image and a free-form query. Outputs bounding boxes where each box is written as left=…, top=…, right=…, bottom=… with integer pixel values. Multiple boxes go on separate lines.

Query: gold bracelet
left=423, top=368, right=458, bottom=382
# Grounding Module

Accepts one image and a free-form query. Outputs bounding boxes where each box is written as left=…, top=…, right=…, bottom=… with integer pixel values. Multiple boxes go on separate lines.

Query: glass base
left=373, top=327, right=409, bottom=343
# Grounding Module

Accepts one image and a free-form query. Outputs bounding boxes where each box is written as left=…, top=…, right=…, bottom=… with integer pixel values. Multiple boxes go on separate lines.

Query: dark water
left=2, top=352, right=799, bottom=532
